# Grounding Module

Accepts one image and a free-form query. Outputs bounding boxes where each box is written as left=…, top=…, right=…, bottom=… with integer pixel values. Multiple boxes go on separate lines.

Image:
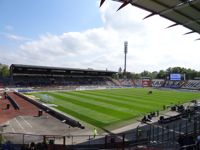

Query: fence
left=1, top=112, right=200, bottom=149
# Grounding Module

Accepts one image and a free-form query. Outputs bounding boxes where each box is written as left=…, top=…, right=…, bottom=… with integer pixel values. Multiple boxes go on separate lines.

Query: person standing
left=93, top=128, right=97, bottom=138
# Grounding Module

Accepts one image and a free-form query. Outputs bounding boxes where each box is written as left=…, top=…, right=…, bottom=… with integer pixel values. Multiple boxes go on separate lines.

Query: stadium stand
left=0, top=78, right=4, bottom=88
left=105, top=77, right=120, bottom=86
left=11, top=64, right=200, bottom=91
left=181, top=80, right=200, bottom=90
left=10, top=64, right=117, bottom=87
left=151, top=79, right=165, bottom=88
left=133, top=79, right=142, bottom=87
left=163, top=80, right=185, bottom=89
left=151, top=79, right=200, bottom=90
left=117, top=79, right=135, bottom=86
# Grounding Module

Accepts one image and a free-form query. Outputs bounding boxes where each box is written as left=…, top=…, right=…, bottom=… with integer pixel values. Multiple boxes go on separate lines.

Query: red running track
left=0, top=92, right=43, bottom=124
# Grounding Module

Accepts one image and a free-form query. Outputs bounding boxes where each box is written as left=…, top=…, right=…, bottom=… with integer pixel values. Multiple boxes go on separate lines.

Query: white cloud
left=5, top=34, right=30, bottom=41
left=1, top=1, right=200, bottom=72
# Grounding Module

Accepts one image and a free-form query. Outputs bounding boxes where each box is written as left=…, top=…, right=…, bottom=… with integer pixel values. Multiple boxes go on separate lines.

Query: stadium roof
left=100, top=0, right=200, bottom=39
left=10, top=64, right=117, bottom=76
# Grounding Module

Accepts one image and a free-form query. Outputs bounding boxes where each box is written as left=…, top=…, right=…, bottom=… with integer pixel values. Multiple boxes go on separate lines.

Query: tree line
left=0, top=63, right=200, bottom=80
left=117, top=67, right=200, bottom=80
left=0, top=63, right=10, bottom=78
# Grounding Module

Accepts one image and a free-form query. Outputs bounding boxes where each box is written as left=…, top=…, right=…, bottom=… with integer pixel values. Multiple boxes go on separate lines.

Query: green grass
left=27, top=88, right=200, bottom=129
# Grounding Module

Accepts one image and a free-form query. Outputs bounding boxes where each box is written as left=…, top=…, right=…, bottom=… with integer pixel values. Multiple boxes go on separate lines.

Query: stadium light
left=124, top=41, right=128, bottom=74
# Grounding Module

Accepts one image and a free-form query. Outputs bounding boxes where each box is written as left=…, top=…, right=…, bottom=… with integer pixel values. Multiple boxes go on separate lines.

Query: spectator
left=196, top=135, right=200, bottom=150
left=29, top=142, right=36, bottom=150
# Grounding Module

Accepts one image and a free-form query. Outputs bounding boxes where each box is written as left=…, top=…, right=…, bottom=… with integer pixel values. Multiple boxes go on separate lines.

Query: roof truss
left=100, top=0, right=200, bottom=37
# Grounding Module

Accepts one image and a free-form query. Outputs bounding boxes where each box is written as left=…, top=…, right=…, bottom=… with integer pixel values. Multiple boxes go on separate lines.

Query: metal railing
left=1, top=112, right=200, bottom=149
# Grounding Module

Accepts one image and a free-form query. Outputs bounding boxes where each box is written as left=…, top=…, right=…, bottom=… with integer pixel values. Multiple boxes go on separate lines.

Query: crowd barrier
left=6, top=94, right=20, bottom=110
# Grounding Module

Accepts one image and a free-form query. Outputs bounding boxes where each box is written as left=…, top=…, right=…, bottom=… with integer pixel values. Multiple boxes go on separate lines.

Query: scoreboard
left=169, top=73, right=185, bottom=81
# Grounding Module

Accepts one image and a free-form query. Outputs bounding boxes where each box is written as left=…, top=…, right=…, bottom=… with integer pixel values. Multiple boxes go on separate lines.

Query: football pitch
left=28, top=88, right=200, bottom=129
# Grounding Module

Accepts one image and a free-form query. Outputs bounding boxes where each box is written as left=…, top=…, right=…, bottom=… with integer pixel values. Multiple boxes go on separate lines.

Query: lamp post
left=124, top=41, right=128, bottom=75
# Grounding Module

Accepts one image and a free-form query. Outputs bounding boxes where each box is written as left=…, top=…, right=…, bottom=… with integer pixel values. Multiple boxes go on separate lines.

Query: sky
left=0, top=0, right=200, bottom=73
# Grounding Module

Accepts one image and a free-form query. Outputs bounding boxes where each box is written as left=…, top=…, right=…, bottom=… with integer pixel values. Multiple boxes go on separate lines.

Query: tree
left=0, top=64, right=10, bottom=77
left=118, top=67, right=122, bottom=74
left=157, top=70, right=166, bottom=79
left=131, top=73, right=141, bottom=79
left=126, top=72, right=133, bottom=79
left=140, top=70, right=151, bottom=77
left=150, top=71, right=158, bottom=79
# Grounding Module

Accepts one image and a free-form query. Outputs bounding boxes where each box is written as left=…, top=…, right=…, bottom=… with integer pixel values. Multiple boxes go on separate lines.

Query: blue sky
left=0, top=0, right=200, bottom=72
left=0, top=0, right=101, bottom=37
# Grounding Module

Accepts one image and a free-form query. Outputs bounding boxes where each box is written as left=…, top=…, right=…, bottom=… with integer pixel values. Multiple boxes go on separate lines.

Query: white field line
left=14, top=118, right=25, bottom=131
left=20, top=116, right=33, bottom=128
left=8, top=121, right=15, bottom=133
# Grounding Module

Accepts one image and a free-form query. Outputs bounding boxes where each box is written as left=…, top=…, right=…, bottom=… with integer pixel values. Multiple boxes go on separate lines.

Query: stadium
left=1, top=0, right=200, bottom=150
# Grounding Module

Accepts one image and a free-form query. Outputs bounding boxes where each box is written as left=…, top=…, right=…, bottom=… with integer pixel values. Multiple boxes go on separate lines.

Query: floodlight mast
left=124, top=41, right=128, bottom=74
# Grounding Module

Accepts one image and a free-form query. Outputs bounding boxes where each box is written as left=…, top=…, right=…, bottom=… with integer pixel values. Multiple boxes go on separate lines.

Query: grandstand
left=9, top=64, right=200, bottom=91
left=181, top=80, right=200, bottom=90
left=151, top=79, right=165, bottom=88
left=1, top=64, right=200, bottom=149
left=117, top=79, right=135, bottom=86
left=151, top=79, right=200, bottom=90
left=1, top=0, right=200, bottom=148
left=10, top=64, right=117, bottom=87
left=163, top=80, right=185, bottom=89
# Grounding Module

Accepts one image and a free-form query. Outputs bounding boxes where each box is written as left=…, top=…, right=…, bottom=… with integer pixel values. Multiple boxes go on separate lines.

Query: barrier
left=158, top=109, right=195, bottom=124
left=1, top=116, right=200, bottom=150
left=6, top=95, right=20, bottom=110
left=0, top=132, right=148, bottom=150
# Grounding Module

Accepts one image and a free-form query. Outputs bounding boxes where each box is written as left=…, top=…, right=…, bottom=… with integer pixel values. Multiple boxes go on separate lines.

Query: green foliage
left=0, top=64, right=10, bottom=77
left=165, top=67, right=200, bottom=80
left=121, top=67, right=200, bottom=80
left=31, top=88, right=200, bottom=128
left=140, top=70, right=151, bottom=77
left=0, top=134, right=3, bottom=144
left=157, top=70, right=166, bottom=79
